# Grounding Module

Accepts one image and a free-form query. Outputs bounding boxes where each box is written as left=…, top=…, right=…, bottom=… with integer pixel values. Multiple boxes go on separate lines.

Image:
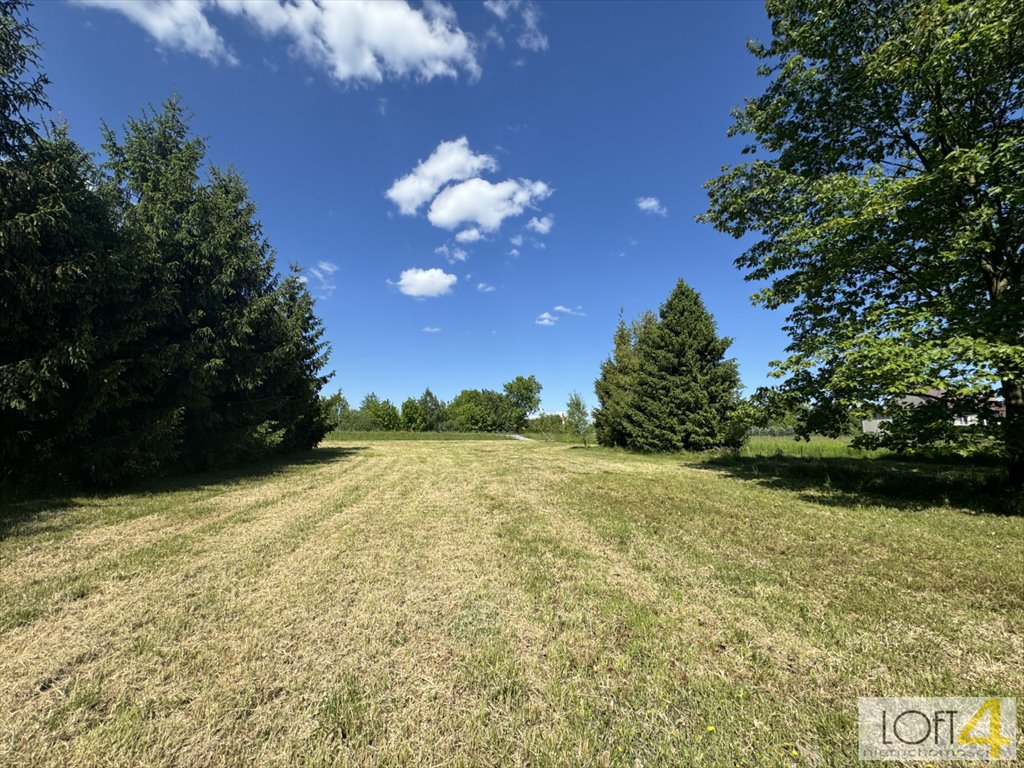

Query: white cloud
left=76, top=0, right=237, bottom=64
left=421, top=326, right=442, bottom=333
left=484, top=25, right=504, bottom=48
left=637, top=196, right=668, bottom=216
left=483, top=0, right=515, bottom=20
left=526, top=214, right=553, bottom=235
left=434, top=243, right=468, bottom=264
left=306, top=259, right=339, bottom=297
left=387, top=137, right=497, bottom=215
left=223, top=0, right=479, bottom=82
left=477, top=282, right=496, bottom=293
left=455, top=227, right=483, bottom=243
left=483, top=0, right=547, bottom=52
left=536, top=304, right=584, bottom=326
left=517, top=4, right=548, bottom=51
left=389, top=267, right=457, bottom=297
left=509, top=248, right=520, bottom=257
left=554, top=305, right=585, bottom=316
left=510, top=234, right=523, bottom=247
left=428, top=177, right=550, bottom=231
left=83, top=0, right=480, bottom=84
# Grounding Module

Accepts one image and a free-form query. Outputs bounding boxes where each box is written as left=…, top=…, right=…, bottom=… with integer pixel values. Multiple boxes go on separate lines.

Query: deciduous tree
left=564, top=392, right=590, bottom=447
left=702, top=0, right=1024, bottom=494
left=503, top=375, right=542, bottom=432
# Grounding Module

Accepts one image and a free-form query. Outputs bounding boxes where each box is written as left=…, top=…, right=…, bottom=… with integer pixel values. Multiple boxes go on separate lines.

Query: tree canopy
left=702, top=0, right=1024, bottom=491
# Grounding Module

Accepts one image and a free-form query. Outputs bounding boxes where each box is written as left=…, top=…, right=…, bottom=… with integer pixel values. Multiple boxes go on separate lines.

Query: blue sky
left=32, top=0, right=784, bottom=413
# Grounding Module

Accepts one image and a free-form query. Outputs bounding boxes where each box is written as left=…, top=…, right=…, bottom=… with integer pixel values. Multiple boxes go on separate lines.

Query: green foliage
left=564, top=392, right=590, bottom=447
left=502, top=375, right=542, bottom=432
left=594, top=281, right=741, bottom=452
left=375, top=399, right=401, bottom=431
left=855, top=393, right=999, bottom=459
left=593, top=311, right=655, bottom=448
left=417, top=388, right=447, bottom=432
left=526, top=413, right=564, bottom=435
left=0, top=0, right=48, bottom=159
left=320, top=392, right=349, bottom=433
left=272, top=269, right=334, bottom=451
left=1, top=126, right=149, bottom=482
left=701, top=0, right=1024, bottom=491
left=355, top=393, right=398, bottom=431
left=447, top=389, right=505, bottom=433
left=400, top=397, right=425, bottom=431
left=1, top=55, right=333, bottom=485
left=721, top=399, right=756, bottom=453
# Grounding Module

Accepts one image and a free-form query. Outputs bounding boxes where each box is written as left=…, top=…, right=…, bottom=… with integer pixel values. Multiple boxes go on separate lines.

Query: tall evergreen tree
left=595, top=281, right=741, bottom=453
left=102, top=102, right=334, bottom=468
left=624, top=280, right=740, bottom=451
left=2, top=6, right=334, bottom=485
left=273, top=269, right=334, bottom=450
left=0, top=127, right=133, bottom=482
left=98, top=99, right=208, bottom=473
left=593, top=311, right=655, bottom=448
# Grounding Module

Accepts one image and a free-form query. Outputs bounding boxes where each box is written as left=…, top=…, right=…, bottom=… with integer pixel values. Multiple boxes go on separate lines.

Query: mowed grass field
left=1, top=438, right=1021, bottom=767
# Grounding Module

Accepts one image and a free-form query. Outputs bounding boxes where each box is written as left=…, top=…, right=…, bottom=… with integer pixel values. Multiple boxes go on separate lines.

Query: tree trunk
left=1001, top=379, right=1024, bottom=499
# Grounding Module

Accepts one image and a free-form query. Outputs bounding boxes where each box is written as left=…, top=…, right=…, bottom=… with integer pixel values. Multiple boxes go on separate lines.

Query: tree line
left=1, top=2, right=333, bottom=487
left=327, top=375, right=543, bottom=434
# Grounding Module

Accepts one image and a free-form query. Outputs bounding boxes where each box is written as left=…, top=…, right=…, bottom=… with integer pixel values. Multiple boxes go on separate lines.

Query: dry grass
left=1, top=440, right=1021, bottom=767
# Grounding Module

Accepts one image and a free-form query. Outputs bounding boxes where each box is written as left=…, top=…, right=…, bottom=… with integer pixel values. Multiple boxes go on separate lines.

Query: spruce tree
left=624, top=280, right=740, bottom=451
left=0, top=127, right=132, bottom=482
left=273, top=269, right=333, bottom=451
left=593, top=311, right=655, bottom=448
left=1, top=4, right=335, bottom=484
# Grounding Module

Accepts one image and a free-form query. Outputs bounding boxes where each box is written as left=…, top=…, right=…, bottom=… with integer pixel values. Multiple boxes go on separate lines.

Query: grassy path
left=1, top=440, right=1020, bottom=766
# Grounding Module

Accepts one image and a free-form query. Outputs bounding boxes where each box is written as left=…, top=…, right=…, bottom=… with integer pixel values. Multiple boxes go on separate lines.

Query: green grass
left=324, top=430, right=512, bottom=441
left=739, top=434, right=889, bottom=459
left=1, top=440, right=1020, bottom=766
left=522, top=429, right=594, bottom=444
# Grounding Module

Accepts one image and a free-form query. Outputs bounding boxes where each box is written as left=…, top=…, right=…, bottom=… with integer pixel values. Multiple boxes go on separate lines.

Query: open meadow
left=1, top=438, right=1021, bottom=767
